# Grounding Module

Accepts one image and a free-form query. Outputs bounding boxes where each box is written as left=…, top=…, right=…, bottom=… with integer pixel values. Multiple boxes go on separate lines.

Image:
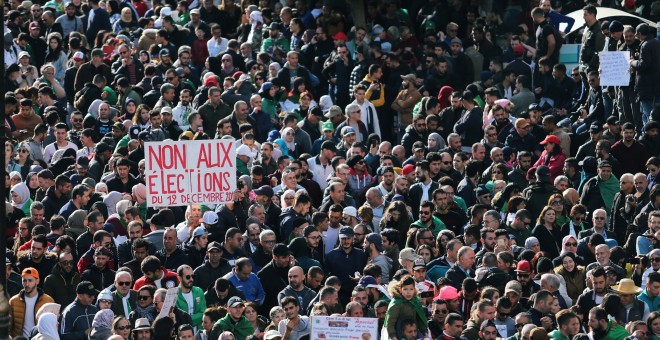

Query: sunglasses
left=653, top=257, right=660, bottom=263
left=19, top=149, right=29, bottom=153
left=117, top=281, right=131, bottom=286
left=138, top=295, right=152, bottom=300
left=517, top=273, right=530, bottom=278
left=184, top=275, right=193, bottom=280
left=487, top=133, right=497, bottom=137
left=116, top=325, right=130, bottom=331
left=73, top=118, right=83, bottom=122
left=167, top=77, right=176, bottom=81
left=516, top=323, right=525, bottom=328
left=419, top=211, right=431, bottom=215
left=565, top=242, right=577, bottom=247
left=433, top=309, right=448, bottom=314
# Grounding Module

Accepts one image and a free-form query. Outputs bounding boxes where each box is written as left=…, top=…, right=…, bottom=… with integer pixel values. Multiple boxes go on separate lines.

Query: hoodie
left=370, top=254, right=393, bottom=285
left=347, top=167, right=373, bottom=199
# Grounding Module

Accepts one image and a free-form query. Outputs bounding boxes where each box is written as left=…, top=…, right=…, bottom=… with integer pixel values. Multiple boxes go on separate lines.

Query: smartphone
left=497, top=239, right=507, bottom=247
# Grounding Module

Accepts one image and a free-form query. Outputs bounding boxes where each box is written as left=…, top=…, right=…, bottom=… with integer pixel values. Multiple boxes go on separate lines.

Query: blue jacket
left=638, top=288, right=660, bottom=312
left=61, top=299, right=99, bottom=340
left=225, top=271, right=265, bottom=305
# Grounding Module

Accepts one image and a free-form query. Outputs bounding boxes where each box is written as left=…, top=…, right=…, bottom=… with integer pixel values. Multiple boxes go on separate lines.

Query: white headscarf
left=37, top=312, right=60, bottom=340
left=11, top=182, right=30, bottom=209
left=92, top=309, right=115, bottom=329
left=281, top=127, right=296, bottom=152
left=103, top=191, right=122, bottom=215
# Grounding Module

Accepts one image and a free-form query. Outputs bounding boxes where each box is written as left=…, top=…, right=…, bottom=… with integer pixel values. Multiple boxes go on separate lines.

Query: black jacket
left=43, top=264, right=82, bottom=309
left=81, top=265, right=116, bottom=291
left=257, top=260, right=290, bottom=313
left=445, top=264, right=473, bottom=290
left=193, top=259, right=232, bottom=292
left=61, top=299, right=99, bottom=340
left=155, top=247, right=189, bottom=271
left=408, top=181, right=439, bottom=221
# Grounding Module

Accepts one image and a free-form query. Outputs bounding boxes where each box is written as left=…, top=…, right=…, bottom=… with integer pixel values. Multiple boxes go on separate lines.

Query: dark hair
left=141, top=256, right=162, bottom=274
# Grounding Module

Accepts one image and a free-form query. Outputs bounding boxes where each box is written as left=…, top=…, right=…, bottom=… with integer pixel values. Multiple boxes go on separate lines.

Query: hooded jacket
left=43, top=264, right=81, bottom=309
left=384, top=288, right=428, bottom=337
left=347, top=167, right=374, bottom=199
left=9, top=288, right=55, bottom=337
left=209, top=314, right=254, bottom=340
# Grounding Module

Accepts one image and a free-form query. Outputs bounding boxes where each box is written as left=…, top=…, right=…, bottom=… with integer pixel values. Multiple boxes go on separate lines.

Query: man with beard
left=172, top=89, right=196, bottom=128
left=588, top=306, right=628, bottom=339
left=304, top=224, right=324, bottom=265
left=17, top=235, right=57, bottom=286
left=527, top=290, right=555, bottom=329
left=277, top=266, right=316, bottom=315
left=401, top=114, right=429, bottom=158
left=175, top=265, right=206, bottom=331
left=43, top=252, right=81, bottom=310
left=81, top=247, right=115, bottom=291
left=549, top=310, right=582, bottom=340
left=409, top=161, right=439, bottom=221
left=612, top=122, right=648, bottom=174
left=576, top=267, right=613, bottom=321
left=258, top=244, right=293, bottom=314
left=385, top=175, right=410, bottom=203
left=507, top=151, right=533, bottom=190
left=249, top=229, right=277, bottom=272
left=324, top=227, right=368, bottom=305
left=515, top=260, right=540, bottom=306
left=9, top=268, right=55, bottom=337
left=474, top=229, right=496, bottom=267
left=193, top=242, right=232, bottom=293
left=295, top=158, right=324, bottom=206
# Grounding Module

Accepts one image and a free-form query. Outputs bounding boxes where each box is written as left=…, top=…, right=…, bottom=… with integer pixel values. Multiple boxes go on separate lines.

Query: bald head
left=288, top=266, right=305, bottom=289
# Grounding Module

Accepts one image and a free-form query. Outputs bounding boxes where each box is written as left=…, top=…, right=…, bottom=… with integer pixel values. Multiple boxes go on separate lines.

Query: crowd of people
left=4, top=0, right=660, bottom=339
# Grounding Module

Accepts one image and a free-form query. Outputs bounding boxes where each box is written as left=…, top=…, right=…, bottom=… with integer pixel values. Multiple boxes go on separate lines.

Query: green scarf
left=597, top=175, right=619, bottom=213
left=384, top=295, right=428, bottom=330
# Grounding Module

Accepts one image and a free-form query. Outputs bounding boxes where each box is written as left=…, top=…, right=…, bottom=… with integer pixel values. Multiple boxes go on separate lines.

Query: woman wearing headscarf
left=554, top=251, right=586, bottom=301
left=25, top=172, right=39, bottom=199
left=274, top=127, right=297, bottom=160
left=268, top=62, right=282, bottom=81
left=104, top=192, right=123, bottom=216
left=11, top=182, right=33, bottom=217
left=66, top=209, right=89, bottom=240
left=90, top=309, right=115, bottom=340
left=437, top=86, right=454, bottom=110
left=524, top=236, right=541, bottom=253
left=427, top=133, right=446, bottom=153
left=113, top=7, right=138, bottom=33
left=247, top=10, right=264, bottom=51
left=33, top=312, right=60, bottom=340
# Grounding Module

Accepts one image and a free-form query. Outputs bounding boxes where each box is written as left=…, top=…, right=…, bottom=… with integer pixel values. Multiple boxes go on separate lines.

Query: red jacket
left=133, top=267, right=180, bottom=290
left=533, top=151, right=566, bottom=182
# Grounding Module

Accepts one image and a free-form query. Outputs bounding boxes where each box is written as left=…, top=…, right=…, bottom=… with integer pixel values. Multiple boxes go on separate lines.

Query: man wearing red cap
left=515, top=260, right=540, bottom=305
left=9, top=267, right=55, bottom=337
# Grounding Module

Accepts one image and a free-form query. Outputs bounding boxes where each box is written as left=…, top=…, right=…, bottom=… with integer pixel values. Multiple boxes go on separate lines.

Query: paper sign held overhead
left=145, top=140, right=237, bottom=207
left=599, top=51, right=631, bottom=86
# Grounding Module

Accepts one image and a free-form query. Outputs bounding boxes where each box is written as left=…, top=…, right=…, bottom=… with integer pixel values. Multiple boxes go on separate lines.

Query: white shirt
left=353, top=99, right=380, bottom=136
left=43, top=141, right=78, bottom=164
left=172, top=103, right=193, bottom=131
left=420, top=181, right=432, bottom=203
left=22, top=294, right=38, bottom=337
left=307, top=156, right=333, bottom=191
left=76, top=146, right=95, bottom=159
left=183, top=291, right=194, bottom=315
left=324, top=225, right=341, bottom=254
left=207, top=37, right=228, bottom=57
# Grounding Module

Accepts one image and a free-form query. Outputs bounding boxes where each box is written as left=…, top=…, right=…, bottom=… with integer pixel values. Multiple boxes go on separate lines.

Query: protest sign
left=599, top=51, right=631, bottom=86
left=145, top=140, right=236, bottom=207
left=157, top=287, right=179, bottom=319
left=311, top=316, right=378, bottom=339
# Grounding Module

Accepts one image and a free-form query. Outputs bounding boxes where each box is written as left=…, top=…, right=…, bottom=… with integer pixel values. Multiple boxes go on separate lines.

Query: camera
left=237, top=181, right=244, bottom=190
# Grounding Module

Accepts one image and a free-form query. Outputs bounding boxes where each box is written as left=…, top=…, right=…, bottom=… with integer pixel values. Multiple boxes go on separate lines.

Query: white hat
left=343, top=206, right=359, bottom=219
left=236, top=145, right=253, bottom=158
left=264, top=330, right=283, bottom=340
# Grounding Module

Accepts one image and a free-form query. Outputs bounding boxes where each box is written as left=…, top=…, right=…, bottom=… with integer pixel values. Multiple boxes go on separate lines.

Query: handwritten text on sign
left=145, top=140, right=236, bottom=207
left=599, top=51, right=631, bottom=86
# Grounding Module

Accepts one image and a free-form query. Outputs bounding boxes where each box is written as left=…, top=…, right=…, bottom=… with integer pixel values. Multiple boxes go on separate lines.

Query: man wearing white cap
left=236, top=144, right=253, bottom=176
left=342, top=207, right=360, bottom=227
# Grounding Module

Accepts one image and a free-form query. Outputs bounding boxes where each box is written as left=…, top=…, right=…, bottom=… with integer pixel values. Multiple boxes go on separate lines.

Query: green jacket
left=604, top=320, right=629, bottom=340
left=411, top=216, right=446, bottom=238
left=175, top=286, right=206, bottom=329
left=261, top=36, right=289, bottom=54
left=237, top=158, right=249, bottom=176
left=211, top=314, right=254, bottom=340
left=549, top=330, right=570, bottom=340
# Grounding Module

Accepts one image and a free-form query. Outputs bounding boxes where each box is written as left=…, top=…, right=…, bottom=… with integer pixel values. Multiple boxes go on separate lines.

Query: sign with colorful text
left=311, top=316, right=378, bottom=339
left=145, top=140, right=236, bottom=207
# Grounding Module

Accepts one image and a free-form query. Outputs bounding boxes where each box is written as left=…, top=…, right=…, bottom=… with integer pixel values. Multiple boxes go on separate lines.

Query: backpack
left=74, top=84, right=91, bottom=112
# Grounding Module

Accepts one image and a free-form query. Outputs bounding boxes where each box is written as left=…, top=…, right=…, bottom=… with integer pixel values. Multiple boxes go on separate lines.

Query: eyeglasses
left=251, top=66, right=259, bottom=70
left=286, top=132, right=294, bottom=136
left=167, top=77, right=176, bottom=81
left=117, top=281, right=131, bottom=286
left=19, top=149, right=29, bottom=153
left=116, top=325, right=130, bottom=331
left=565, top=242, right=577, bottom=247
left=99, top=299, right=112, bottom=304
left=184, top=275, right=193, bottom=280
left=138, top=295, right=152, bottom=300
left=351, top=110, right=361, bottom=114
left=433, top=309, right=448, bottom=314
left=653, top=257, right=660, bottom=263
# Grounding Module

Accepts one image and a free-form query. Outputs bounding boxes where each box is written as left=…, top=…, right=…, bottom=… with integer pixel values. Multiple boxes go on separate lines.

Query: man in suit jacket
left=408, top=160, right=439, bottom=221
left=445, top=246, right=476, bottom=290
left=111, top=271, right=138, bottom=318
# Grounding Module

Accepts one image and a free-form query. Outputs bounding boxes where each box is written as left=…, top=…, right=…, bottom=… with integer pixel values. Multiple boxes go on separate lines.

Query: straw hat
left=611, top=279, right=642, bottom=294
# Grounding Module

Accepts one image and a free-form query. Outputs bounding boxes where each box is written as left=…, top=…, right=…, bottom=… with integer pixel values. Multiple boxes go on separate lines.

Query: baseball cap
left=341, top=126, right=356, bottom=137
left=365, top=233, right=383, bottom=252
left=264, top=330, right=282, bottom=340
left=227, top=296, right=245, bottom=307
left=190, top=8, right=200, bottom=15
left=207, top=241, right=221, bottom=251
left=322, top=121, right=334, bottom=132
left=138, top=131, right=152, bottom=141
left=273, top=243, right=292, bottom=257
left=339, top=226, right=355, bottom=238
left=159, top=49, right=170, bottom=57
left=160, top=106, right=173, bottom=114
left=401, top=73, right=416, bottom=82
left=203, top=211, right=219, bottom=225
left=528, top=103, right=542, bottom=112
left=325, top=105, right=343, bottom=118
left=476, top=185, right=490, bottom=197
left=91, top=48, right=104, bottom=58
left=18, top=51, right=30, bottom=59
left=413, top=258, right=426, bottom=270
left=358, top=275, right=378, bottom=288
left=77, top=281, right=100, bottom=296
left=332, top=31, right=347, bottom=41
left=402, top=164, right=415, bottom=176
left=515, top=260, right=532, bottom=273
left=505, top=280, right=523, bottom=296
left=399, top=247, right=420, bottom=262
left=372, top=24, right=384, bottom=35
left=112, top=121, right=125, bottom=131
left=94, top=247, right=112, bottom=257
left=598, top=160, right=612, bottom=168
left=21, top=267, right=39, bottom=279
left=589, top=124, right=603, bottom=133
left=254, top=185, right=274, bottom=198
left=540, top=135, right=560, bottom=145
left=436, top=285, right=459, bottom=301
left=578, top=156, right=598, bottom=171
left=192, top=226, right=208, bottom=237
left=236, top=144, right=252, bottom=157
